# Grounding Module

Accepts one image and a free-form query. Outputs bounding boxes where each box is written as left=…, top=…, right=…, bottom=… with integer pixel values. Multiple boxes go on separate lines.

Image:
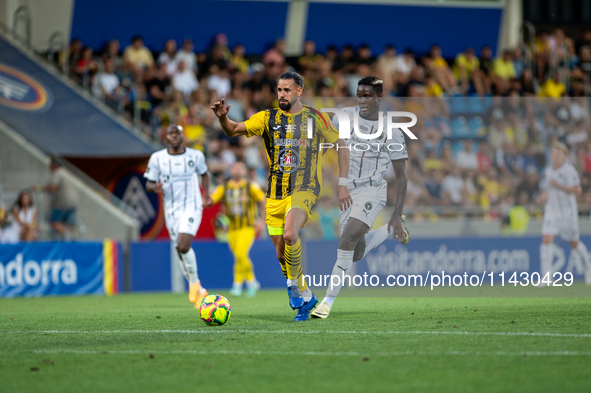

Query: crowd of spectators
left=50, top=29, right=591, bottom=238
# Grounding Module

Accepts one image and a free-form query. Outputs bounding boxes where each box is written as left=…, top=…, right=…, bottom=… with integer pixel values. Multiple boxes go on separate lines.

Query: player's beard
left=279, top=99, right=292, bottom=111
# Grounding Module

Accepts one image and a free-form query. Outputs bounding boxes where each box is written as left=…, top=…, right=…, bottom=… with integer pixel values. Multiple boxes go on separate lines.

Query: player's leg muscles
left=284, top=208, right=308, bottom=290
left=177, top=233, right=200, bottom=285
left=283, top=208, right=307, bottom=246
left=270, top=234, right=287, bottom=278
left=339, top=218, right=370, bottom=251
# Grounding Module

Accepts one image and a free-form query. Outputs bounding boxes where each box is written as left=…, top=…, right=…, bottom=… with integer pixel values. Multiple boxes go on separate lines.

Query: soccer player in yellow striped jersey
left=208, top=162, right=266, bottom=297
left=211, top=72, right=352, bottom=321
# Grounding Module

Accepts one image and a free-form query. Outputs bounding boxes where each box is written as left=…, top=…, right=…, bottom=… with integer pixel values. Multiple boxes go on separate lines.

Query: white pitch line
left=0, top=349, right=588, bottom=357
left=2, top=330, right=591, bottom=338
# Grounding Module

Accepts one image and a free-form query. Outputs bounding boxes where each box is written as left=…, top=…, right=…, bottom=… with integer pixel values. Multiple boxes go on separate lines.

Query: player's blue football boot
left=287, top=286, right=304, bottom=309
left=293, top=293, right=318, bottom=321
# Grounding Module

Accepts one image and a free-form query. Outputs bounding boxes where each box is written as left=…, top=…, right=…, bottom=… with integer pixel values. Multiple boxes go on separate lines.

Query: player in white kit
left=538, top=142, right=591, bottom=285
left=312, top=77, right=410, bottom=319
left=144, top=124, right=213, bottom=307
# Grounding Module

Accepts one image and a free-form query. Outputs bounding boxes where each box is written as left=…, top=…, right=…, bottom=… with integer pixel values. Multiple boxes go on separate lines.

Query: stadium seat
left=449, top=97, right=467, bottom=116
left=451, top=116, right=469, bottom=136
left=468, top=116, right=485, bottom=136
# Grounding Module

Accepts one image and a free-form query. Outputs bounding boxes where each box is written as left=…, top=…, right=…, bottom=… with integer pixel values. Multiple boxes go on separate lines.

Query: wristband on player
left=338, top=177, right=349, bottom=187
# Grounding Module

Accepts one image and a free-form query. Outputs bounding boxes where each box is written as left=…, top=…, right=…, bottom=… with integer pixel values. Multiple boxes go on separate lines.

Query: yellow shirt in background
left=211, top=179, right=265, bottom=231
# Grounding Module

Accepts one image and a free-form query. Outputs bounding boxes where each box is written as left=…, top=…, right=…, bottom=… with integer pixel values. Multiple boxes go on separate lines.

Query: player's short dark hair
left=278, top=72, right=304, bottom=89
left=358, top=76, right=383, bottom=95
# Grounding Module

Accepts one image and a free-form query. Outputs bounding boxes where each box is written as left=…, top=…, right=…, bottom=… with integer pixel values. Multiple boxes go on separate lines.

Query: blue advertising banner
left=305, top=236, right=590, bottom=287
left=128, top=240, right=283, bottom=292
left=0, top=242, right=104, bottom=297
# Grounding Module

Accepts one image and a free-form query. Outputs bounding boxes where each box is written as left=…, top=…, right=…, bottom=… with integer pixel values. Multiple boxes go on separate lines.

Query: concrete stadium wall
left=0, top=0, right=75, bottom=51
left=0, top=120, right=140, bottom=242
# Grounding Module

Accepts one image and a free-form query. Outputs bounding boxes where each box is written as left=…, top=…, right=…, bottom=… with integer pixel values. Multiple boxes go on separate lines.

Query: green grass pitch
left=1, top=290, right=590, bottom=392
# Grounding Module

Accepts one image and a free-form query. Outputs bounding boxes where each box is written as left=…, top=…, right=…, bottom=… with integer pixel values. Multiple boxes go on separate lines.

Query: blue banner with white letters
left=0, top=242, right=104, bottom=297
left=305, top=236, right=590, bottom=286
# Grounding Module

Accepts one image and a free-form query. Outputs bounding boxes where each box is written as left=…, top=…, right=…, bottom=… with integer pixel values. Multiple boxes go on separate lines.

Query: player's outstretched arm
left=146, top=180, right=163, bottom=193
left=211, top=98, right=248, bottom=137
left=336, top=138, right=352, bottom=211
left=202, top=172, right=213, bottom=207
left=388, top=160, right=408, bottom=242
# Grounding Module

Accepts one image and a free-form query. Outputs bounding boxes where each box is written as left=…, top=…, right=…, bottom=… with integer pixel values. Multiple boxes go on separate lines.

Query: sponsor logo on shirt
left=274, top=139, right=311, bottom=147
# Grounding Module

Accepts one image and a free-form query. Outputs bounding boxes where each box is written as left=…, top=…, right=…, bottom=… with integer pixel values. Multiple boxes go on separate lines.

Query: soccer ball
left=199, top=294, right=231, bottom=326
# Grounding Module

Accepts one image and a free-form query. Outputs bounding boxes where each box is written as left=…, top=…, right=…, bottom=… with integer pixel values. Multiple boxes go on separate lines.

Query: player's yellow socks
left=284, top=239, right=307, bottom=291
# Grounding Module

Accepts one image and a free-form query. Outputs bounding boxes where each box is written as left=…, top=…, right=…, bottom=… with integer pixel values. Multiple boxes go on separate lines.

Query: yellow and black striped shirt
left=211, top=179, right=265, bottom=231
left=244, top=105, right=339, bottom=199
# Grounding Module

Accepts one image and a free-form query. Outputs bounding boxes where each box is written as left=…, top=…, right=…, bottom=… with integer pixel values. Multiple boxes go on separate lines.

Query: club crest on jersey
left=188, top=160, right=194, bottom=167
left=277, top=148, right=300, bottom=173
left=189, top=218, right=194, bottom=223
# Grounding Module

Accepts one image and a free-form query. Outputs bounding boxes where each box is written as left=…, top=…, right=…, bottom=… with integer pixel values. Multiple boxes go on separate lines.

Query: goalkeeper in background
left=206, top=161, right=266, bottom=297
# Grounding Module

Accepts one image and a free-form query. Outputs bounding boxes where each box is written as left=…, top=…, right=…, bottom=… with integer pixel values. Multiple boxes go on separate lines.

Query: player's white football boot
left=310, top=301, right=332, bottom=319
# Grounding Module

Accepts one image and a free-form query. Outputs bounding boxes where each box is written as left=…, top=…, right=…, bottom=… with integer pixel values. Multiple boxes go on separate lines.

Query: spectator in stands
left=476, top=141, right=493, bottom=173
left=39, top=158, right=79, bottom=240
left=575, top=30, right=591, bottom=53
left=478, top=167, right=502, bottom=205
left=512, top=47, right=525, bottom=79
left=298, top=40, right=323, bottom=72
left=172, top=60, right=199, bottom=97
left=539, top=70, right=566, bottom=98
left=92, top=58, right=121, bottom=107
left=0, top=189, right=17, bottom=244
left=519, top=68, right=537, bottom=96
left=67, top=38, right=83, bottom=73
left=423, top=168, right=443, bottom=204
left=174, top=38, right=197, bottom=74
left=423, top=145, right=443, bottom=172
left=104, top=39, right=122, bottom=69
left=456, top=140, right=478, bottom=171
left=442, top=166, right=465, bottom=206
left=454, top=47, right=485, bottom=95
left=263, top=38, right=285, bottom=73
left=207, top=138, right=236, bottom=180
left=439, top=141, right=455, bottom=173
left=427, top=44, right=458, bottom=94
left=493, top=50, right=516, bottom=94
left=333, top=44, right=356, bottom=73
left=229, top=44, right=249, bottom=74
left=395, top=48, right=416, bottom=79
left=146, top=63, right=171, bottom=107
left=12, top=190, right=38, bottom=242
left=356, top=44, right=374, bottom=66
left=123, top=36, right=154, bottom=71
left=207, top=65, right=231, bottom=98
left=479, top=45, right=494, bottom=79
left=158, top=39, right=178, bottom=75
left=515, top=168, right=540, bottom=204
left=377, top=44, right=397, bottom=92
left=74, top=47, right=98, bottom=83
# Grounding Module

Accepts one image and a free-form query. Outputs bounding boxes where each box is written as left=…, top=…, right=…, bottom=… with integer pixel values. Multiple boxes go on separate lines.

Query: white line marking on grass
left=2, top=330, right=591, bottom=338
left=0, top=349, right=587, bottom=357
